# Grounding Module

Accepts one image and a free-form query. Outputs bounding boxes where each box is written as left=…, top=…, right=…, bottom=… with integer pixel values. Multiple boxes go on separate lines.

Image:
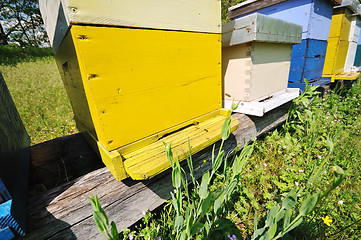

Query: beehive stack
left=228, top=0, right=341, bottom=90
left=39, top=0, right=238, bottom=180
left=222, top=13, right=302, bottom=116
left=323, top=0, right=361, bottom=81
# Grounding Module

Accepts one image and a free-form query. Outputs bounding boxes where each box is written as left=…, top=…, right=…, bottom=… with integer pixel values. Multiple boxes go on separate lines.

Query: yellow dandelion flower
left=203, top=160, right=206, bottom=163
left=322, top=216, right=332, bottom=226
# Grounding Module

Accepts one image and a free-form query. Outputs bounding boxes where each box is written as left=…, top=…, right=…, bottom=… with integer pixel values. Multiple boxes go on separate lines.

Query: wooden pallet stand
left=222, top=13, right=301, bottom=116
left=39, top=0, right=237, bottom=181
left=323, top=0, right=361, bottom=81
left=228, top=0, right=342, bottom=90
left=0, top=72, right=31, bottom=239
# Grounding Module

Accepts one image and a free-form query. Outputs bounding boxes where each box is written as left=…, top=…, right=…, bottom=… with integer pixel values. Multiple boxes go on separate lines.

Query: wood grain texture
left=0, top=72, right=30, bottom=236
left=228, top=0, right=287, bottom=19
left=39, top=0, right=221, bottom=53
left=56, top=25, right=222, bottom=154
left=23, top=105, right=290, bottom=240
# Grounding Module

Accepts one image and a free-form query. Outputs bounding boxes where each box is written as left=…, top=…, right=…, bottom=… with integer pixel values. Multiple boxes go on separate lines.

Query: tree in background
left=222, top=0, right=246, bottom=23
left=0, top=0, right=49, bottom=47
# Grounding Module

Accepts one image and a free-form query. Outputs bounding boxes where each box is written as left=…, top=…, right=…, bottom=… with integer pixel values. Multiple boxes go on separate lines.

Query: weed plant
left=91, top=79, right=361, bottom=239
left=0, top=57, right=76, bottom=144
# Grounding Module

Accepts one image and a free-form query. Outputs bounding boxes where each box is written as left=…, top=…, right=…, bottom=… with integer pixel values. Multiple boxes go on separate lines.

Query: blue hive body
left=230, top=0, right=336, bottom=90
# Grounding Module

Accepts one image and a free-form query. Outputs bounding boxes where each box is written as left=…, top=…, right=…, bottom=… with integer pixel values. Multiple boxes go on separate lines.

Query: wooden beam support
left=23, top=104, right=290, bottom=239
left=228, top=0, right=287, bottom=20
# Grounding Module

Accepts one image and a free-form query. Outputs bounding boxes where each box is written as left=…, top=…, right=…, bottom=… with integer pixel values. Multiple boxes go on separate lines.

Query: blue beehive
left=0, top=72, right=30, bottom=239
left=228, top=0, right=342, bottom=90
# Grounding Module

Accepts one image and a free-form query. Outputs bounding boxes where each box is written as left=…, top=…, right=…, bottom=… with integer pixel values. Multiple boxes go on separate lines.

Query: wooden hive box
left=228, top=0, right=341, bottom=90
left=222, top=13, right=302, bottom=116
left=39, top=0, right=239, bottom=181
left=0, top=72, right=30, bottom=238
left=343, top=1, right=361, bottom=71
left=323, top=0, right=361, bottom=81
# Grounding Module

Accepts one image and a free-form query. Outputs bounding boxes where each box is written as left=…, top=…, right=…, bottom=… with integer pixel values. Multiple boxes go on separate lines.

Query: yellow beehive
left=40, top=0, right=238, bottom=180
left=323, top=2, right=361, bottom=81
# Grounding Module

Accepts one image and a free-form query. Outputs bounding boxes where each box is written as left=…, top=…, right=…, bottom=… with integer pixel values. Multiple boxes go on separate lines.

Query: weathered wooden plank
left=0, top=72, right=30, bottom=236
left=228, top=0, right=288, bottom=20
left=39, top=0, right=221, bottom=53
left=23, top=105, right=290, bottom=240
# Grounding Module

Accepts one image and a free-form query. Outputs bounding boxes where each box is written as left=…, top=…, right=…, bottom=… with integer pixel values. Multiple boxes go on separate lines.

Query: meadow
left=92, top=82, right=361, bottom=239
left=0, top=57, right=77, bottom=145
left=1, top=56, right=360, bottom=239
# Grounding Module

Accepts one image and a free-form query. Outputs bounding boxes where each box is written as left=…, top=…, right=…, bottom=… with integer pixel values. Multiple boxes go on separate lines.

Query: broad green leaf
left=251, top=228, right=265, bottom=240
left=264, top=223, right=277, bottom=240
left=221, top=117, right=232, bottom=140
left=254, top=211, right=258, bottom=231
left=231, top=100, right=241, bottom=111
left=163, top=142, right=174, bottom=168
left=201, top=193, right=213, bottom=215
left=174, top=215, right=184, bottom=232
left=190, top=223, right=204, bottom=236
left=172, top=167, right=182, bottom=189
left=213, top=150, right=224, bottom=173
left=111, top=221, right=119, bottom=240
left=177, top=189, right=183, bottom=211
left=265, top=205, right=280, bottom=227
left=299, top=194, right=319, bottom=216
left=275, top=209, right=285, bottom=223
left=93, top=211, right=107, bottom=233
left=214, top=198, right=222, bottom=216
left=170, top=192, right=179, bottom=214
left=331, top=165, right=344, bottom=175
left=282, top=216, right=303, bottom=235
left=282, top=188, right=298, bottom=210
left=282, top=209, right=292, bottom=232
left=226, top=179, right=237, bottom=199
left=200, top=171, right=210, bottom=199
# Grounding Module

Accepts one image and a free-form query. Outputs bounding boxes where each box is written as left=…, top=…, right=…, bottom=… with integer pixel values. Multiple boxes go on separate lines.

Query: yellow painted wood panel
left=69, top=25, right=222, bottom=152
left=323, top=8, right=352, bottom=76
left=123, top=114, right=239, bottom=180
left=39, top=0, right=221, bottom=52
left=55, top=32, right=100, bottom=142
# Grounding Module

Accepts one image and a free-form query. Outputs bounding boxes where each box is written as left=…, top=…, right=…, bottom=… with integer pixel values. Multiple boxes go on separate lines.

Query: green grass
left=0, top=57, right=77, bottom=145
left=109, top=81, right=361, bottom=240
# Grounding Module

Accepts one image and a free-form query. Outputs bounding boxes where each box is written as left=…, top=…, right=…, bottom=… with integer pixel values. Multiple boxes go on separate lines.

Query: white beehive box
left=222, top=13, right=302, bottom=116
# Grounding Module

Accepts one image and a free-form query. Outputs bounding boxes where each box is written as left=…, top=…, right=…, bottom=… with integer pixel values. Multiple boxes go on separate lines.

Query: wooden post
left=0, top=72, right=31, bottom=238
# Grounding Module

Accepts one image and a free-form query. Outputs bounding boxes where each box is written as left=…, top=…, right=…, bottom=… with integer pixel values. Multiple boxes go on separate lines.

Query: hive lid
left=39, top=0, right=221, bottom=53
left=334, top=0, right=361, bottom=14
left=228, top=0, right=341, bottom=19
left=222, top=13, right=302, bottom=47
